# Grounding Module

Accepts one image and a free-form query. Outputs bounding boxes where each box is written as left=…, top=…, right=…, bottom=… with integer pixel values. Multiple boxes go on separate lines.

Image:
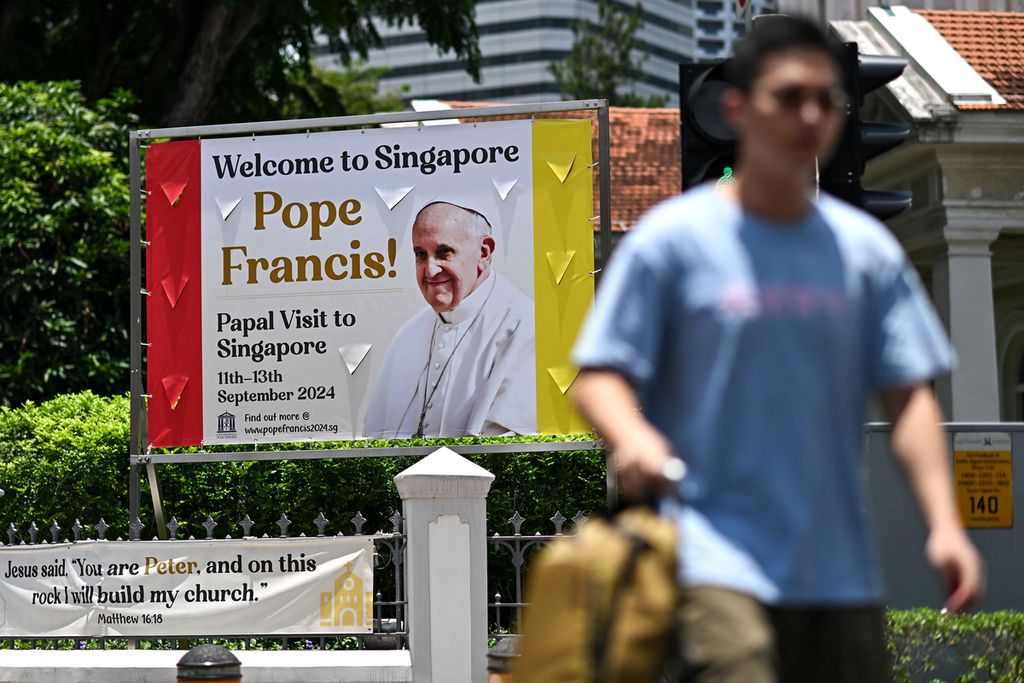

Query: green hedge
left=0, top=392, right=131, bottom=527
left=888, top=609, right=1024, bottom=683
left=0, top=392, right=606, bottom=539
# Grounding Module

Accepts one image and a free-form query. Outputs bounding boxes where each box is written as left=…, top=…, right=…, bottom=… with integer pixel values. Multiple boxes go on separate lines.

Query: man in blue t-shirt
left=572, top=15, right=983, bottom=683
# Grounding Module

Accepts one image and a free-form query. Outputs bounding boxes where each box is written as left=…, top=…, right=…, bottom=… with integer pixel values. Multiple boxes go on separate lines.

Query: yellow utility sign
left=953, top=432, right=1013, bottom=528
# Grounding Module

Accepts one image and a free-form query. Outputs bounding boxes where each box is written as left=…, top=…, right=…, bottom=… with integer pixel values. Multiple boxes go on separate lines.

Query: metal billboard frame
left=128, top=100, right=613, bottom=528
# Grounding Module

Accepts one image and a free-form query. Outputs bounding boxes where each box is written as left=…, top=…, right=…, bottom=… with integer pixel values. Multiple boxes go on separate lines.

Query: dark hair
left=727, top=15, right=844, bottom=93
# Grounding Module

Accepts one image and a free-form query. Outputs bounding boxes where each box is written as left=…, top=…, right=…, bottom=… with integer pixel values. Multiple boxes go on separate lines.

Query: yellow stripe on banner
left=533, top=119, right=595, bottom=434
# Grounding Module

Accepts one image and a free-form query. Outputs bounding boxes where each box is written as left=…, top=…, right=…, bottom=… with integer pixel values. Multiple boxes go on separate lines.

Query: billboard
left=0, top=537, right=373, bottom=637
left=145, top=119, right=594, bottom=447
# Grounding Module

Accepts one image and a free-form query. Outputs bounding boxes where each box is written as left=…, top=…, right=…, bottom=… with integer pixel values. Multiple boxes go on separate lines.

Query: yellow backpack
left=512, top=507, right=682, bottom=683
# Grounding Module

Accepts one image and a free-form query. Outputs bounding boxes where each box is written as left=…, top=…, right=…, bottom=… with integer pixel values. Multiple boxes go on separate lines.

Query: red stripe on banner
left=146, top=140, right=203, bottom=447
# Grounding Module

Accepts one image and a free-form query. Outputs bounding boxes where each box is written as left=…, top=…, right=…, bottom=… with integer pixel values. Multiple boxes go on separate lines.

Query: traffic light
left=819, top=41, right=912, bottom=219
left=679, top=61, right=737, bottom=189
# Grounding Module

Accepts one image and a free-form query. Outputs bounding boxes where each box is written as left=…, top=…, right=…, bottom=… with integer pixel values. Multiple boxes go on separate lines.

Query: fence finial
left=239, top=515, right=255, bottom=537
left=313, top=512, right=329, bottom=537
left=510, top=512, right=526, bottom=536
left=550, top=511, right=567, bottom=535
left=129, top=517, right=145, bottom=541
left=276, top=514, right=291, bottom=538
left=352, top=511, right=367, bottom=535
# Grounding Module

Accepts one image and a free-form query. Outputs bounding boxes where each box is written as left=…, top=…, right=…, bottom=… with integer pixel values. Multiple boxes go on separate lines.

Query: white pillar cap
left=394, top=447, right=495, bottom=500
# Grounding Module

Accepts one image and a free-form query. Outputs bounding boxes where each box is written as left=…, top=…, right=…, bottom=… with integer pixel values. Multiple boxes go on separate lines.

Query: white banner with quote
left=0, top=537, right=373, bottom=637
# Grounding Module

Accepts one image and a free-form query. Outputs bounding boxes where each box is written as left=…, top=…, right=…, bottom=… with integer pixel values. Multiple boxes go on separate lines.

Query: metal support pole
left=128, top=133, right=144, bottom=524
left=130, top=440, right=604, bottom=465
left=138, top=99, right=606, bottom=142
left=606, top=450, right=618, bottom=513
left=597, top=102, right=613, bottom=272
left=129, top=460, right=140, bottom=530
left=146, top=461, right=167, bottom=539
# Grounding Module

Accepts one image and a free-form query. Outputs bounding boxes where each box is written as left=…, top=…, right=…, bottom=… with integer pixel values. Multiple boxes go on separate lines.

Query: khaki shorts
left=678, top=586, right=888, bottom=683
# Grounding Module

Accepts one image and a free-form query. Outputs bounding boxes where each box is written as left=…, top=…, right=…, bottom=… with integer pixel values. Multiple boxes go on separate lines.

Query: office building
left=316, top=1, right=716, bottom=106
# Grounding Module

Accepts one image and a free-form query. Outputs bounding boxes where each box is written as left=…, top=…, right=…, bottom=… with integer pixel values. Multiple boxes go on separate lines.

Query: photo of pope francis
left=362, top=200, right=536, bottom=438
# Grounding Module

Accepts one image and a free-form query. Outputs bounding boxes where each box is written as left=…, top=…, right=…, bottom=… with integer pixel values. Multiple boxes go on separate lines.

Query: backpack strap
left=590, top=527, right=651, bottom=683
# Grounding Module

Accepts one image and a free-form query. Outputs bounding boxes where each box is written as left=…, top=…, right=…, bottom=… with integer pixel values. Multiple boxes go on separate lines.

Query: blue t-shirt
left=572, top=185, right=954, bottom=605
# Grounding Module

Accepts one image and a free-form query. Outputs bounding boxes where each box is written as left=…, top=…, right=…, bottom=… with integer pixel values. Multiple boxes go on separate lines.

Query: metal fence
left=487, top=509, right=589, bottom=639
left=0, top=512, right=407, bottom=651
left=1, top=506, right=591, bottom=650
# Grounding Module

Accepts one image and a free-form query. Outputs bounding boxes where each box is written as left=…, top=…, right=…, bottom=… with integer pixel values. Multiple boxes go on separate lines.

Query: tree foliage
left=0, top=4, right=478, bottom=402
left=0, top=0, right=478, bottom=126
left=0, top=82, right=136, bottom=406
left=550, top=0, right=669, bottom=108
left=288, top=62, right=408, bottom=120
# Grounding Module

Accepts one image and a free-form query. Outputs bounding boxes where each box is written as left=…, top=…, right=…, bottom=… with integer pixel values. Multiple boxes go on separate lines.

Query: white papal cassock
left=362, top=271, right=536, bottom=438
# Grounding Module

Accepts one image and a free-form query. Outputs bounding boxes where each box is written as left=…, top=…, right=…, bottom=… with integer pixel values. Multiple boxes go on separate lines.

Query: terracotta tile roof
left=917, top=9, right=1024, bottom=110
left=610, top=108, right=681, bottom=231
left=442, top=102, right=680, bottom=230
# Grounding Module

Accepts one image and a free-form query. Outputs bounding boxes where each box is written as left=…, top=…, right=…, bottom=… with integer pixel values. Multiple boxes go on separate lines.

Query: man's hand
left=612, top=423, right=678, bottom=501
left=926, top=525, right=984, bottom=612
left=882, top=384, right=986, bottom=612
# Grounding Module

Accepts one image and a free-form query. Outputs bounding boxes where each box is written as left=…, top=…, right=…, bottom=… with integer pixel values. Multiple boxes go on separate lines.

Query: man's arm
left=881, top=383, right=984, bottom=612
left=572, top=369, right=676, bottom=499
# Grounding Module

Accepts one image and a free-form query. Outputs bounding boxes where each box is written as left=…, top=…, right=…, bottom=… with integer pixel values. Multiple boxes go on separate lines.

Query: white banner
left=0, top=537, right=373, bottom=637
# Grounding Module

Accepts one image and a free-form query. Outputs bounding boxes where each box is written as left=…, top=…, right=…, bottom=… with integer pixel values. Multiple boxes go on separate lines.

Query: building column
left=394, top=447, right=494, bottom=683
left=931, top=228, right=1000, bottom=421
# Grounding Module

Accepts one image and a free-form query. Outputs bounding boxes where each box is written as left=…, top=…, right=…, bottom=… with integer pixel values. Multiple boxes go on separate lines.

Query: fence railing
left=487, top=510, right=589, bottom=639
left=0, top=449, right=589, bottom=681
left=2, top=504, right=594, bottom=651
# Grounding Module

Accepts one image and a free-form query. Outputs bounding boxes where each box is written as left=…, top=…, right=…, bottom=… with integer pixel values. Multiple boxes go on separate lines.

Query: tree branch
left=160, top=0, right=268, bottom=127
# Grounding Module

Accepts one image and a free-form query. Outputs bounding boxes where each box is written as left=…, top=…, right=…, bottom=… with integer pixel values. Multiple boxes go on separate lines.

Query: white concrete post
left=394, top=447, right=494, bottom=683
left=932, top=228, right=1001, bottom=420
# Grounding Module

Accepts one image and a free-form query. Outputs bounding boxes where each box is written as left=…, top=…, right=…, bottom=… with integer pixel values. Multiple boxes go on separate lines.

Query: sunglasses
left=769, top=85, right=848, bottom=113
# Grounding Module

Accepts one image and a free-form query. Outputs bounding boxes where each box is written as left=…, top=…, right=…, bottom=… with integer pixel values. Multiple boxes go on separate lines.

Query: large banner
left=0, top=537, right=373, bottom=637
left=145, top=119, right=594, bottom=447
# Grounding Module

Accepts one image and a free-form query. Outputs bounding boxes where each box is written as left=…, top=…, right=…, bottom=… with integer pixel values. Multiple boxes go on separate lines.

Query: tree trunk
left=159, top=0, right=267, bottom=127
left=0, top=0, right=20, bottom=53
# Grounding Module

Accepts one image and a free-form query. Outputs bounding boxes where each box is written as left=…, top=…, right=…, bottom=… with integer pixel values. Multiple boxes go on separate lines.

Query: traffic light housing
left=679, top=61, right=737, bottom=189
left=819, top=41, right=913, bottom=219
